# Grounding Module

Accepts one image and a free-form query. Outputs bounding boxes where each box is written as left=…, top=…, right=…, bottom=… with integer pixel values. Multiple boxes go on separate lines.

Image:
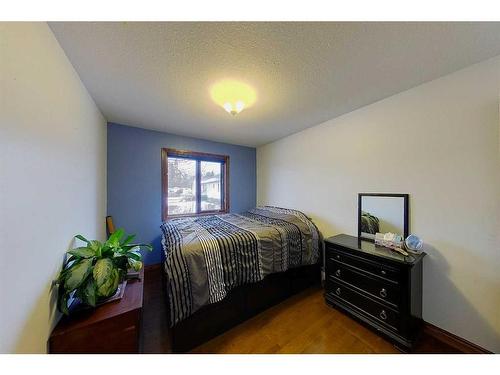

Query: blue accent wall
left=107, top=123, right=256, bottom=265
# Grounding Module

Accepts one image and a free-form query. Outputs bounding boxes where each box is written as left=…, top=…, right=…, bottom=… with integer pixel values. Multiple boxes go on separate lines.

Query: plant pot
left=68, top=280, right=127, bottom=314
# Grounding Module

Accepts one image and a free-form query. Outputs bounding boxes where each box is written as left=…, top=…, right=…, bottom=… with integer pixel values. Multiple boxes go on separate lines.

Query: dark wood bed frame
left=161, top=259, right=322, bottom=352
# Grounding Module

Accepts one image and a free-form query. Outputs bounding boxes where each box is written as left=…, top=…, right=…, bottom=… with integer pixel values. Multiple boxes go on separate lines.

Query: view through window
left=201, top=161, right=222, bottom=211
left=167, top=157, right=197, bottom=215
left=163, top=149, right=228, bottom=218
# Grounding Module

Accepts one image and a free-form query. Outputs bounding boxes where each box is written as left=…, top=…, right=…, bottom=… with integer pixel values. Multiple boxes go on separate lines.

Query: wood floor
left=142, top=266, right=460, bottom=354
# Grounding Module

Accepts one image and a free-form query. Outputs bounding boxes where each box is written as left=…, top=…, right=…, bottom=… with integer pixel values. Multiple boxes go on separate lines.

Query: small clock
left=405, top=234, right=423, bottom=252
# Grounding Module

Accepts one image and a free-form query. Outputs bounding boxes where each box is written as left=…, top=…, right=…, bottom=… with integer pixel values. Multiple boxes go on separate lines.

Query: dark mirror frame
left=358, top=193, right=409, bottom=242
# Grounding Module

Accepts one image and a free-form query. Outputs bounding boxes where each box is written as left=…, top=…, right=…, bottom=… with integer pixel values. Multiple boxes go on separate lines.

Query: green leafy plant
left=55, top=229, right=152, bottom=315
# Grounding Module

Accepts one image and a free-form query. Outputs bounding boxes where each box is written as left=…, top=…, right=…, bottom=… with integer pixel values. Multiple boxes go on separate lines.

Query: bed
left=160, top=206, right=322, bottom=352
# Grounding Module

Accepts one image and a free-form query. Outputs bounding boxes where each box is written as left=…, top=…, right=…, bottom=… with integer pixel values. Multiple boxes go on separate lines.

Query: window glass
left=201, top=161, right=222, bottom=211
left=167, top=157, right=197, bottom=215
left=163, top=149, right=228, bottom=219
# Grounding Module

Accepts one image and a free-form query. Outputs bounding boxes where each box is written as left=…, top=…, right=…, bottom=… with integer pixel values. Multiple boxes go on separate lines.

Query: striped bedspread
left=161, top=206, right=322, bottom=326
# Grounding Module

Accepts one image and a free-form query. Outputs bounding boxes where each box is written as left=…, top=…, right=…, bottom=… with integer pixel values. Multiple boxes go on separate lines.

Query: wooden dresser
left=49, top=268, right=144, bottom=353
left=324, top=234, right=425, bottom=350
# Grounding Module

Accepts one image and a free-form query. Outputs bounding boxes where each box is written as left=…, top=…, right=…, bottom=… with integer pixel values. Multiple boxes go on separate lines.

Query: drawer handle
left=335, top=269, right=341, bottom=277
left=380, top=270, right=387, bottom=276
left=335, top=254, right=341, bottom=260
left=379, top=310, right=387, bottom=321
left=335, top=287, right=341, bottom=296
left=379, top=288, right=387, bottom=298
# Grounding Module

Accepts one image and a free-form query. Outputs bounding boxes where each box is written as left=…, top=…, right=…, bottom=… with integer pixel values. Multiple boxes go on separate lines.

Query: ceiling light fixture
left=210, top=79, right=257, bottom=116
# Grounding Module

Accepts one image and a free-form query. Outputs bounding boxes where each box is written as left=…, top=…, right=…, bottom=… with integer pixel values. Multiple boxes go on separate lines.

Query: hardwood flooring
left=142, top=266, right=460, bottom=354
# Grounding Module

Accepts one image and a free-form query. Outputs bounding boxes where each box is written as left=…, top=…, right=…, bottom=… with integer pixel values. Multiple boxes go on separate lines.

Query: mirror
left=358, top=193, right=409, bottom=241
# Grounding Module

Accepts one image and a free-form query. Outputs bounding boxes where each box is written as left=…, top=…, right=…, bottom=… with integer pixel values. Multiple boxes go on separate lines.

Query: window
left=162, top=148, right=229, bottom=219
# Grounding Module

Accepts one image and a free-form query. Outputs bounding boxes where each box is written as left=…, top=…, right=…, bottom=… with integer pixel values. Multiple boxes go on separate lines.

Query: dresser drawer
left=326, top=246, right=400, bottom=283
left=327, top=261, right=400, bottom=308
left=326, top=280, right=400, bottom=332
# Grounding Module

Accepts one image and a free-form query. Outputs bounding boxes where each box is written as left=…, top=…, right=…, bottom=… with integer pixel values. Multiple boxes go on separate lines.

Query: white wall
left=257, top=57, right=500, bottom=352
left=0, top=23, right=107, bottom=353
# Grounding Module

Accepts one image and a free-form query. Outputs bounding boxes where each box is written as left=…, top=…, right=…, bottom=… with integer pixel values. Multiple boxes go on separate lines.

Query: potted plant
left=55, top=229, right=152, bottom=315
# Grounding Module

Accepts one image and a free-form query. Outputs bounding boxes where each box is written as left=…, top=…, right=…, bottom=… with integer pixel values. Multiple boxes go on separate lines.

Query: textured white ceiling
left=49, top=22, right=500, bottom=147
